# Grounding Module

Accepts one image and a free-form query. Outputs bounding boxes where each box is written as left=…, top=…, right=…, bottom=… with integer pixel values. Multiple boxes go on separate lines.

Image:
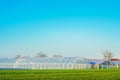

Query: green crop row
left=0, top=69, right=120, bottom=80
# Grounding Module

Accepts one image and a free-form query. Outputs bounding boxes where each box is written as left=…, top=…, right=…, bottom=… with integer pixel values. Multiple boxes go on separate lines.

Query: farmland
left=0, top=69, right=120, bottom=80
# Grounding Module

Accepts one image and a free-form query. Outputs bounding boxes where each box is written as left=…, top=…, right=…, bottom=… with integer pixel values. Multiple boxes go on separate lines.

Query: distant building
left=89, top=58, right=120, bottom=69
left=111, top=58, right=120, bottom=68
left=89, top=59, right=111, bottom=69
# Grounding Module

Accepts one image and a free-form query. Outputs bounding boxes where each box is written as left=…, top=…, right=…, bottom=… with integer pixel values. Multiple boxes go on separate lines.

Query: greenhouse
left=0, top=57, right=91, bottom=69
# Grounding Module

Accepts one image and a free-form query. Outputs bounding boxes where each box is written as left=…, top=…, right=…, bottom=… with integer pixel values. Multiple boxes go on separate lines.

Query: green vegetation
left=0, top=69, right=120, bottom=80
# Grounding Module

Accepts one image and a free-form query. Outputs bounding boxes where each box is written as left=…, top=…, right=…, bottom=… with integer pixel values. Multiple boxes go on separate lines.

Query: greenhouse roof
left=0, top=57, right=89, bottom=64
left=0, top=58, right=16, bottom=63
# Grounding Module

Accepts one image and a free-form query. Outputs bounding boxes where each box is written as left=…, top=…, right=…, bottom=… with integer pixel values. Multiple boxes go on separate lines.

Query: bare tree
left=102, top=50, right=113, bottom=60
left=15, top=55, right=21, bottom=59
left=35, top=52, right=47, bottom=58
left=53, top=54, right=63, bottom=58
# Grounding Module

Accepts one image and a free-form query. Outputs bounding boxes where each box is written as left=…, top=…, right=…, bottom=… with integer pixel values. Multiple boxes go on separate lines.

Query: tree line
left=15, top=50, right=114, bottom=60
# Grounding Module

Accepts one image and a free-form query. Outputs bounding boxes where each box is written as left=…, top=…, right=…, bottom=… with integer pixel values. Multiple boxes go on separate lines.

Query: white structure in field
left=0, top=57, right=91, bottom=69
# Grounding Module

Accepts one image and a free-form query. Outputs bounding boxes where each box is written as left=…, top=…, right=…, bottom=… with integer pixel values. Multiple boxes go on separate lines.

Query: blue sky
left=0, top=0, right=120, bottom=58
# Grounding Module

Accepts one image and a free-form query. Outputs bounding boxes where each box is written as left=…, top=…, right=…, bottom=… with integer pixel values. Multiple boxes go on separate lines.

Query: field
left=0, top=69, right=120, bottom=80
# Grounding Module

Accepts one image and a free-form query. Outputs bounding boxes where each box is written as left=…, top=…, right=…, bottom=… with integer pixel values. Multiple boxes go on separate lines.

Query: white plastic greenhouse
left=0, top=57, right=91, bottom=69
